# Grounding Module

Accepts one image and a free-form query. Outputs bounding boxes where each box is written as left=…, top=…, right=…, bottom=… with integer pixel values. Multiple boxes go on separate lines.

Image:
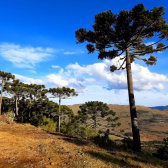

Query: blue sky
left=0, top=0, right=168, bottom=106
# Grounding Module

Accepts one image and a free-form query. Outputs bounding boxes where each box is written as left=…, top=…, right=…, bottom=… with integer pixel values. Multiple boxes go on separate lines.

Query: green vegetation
left=78, top=101, right=120, bottom=133
left=49, top=87, right=78, bottom=132
left=31, top=112, right=57, bottom=132
left=156, top=137, right=168, bottom=160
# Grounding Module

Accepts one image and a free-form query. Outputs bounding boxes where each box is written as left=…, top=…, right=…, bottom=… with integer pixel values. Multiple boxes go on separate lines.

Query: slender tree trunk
left=126, top=48, right=141, bottom=152
left=0, top=79, right=3, bottom=115
left=29, top=94, right=32, bottom=120
left=58, top=97, right=61, bottom=132
left=16, top=96, right=18, bottom=116
left=95, top=112, right=97, bottom=132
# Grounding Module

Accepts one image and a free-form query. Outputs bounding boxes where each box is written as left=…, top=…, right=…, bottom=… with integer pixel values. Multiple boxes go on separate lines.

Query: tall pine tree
left=0, top=71, right=15, bottom=115
left=49, top=87, right=78, bottom=132
left=75, top=4, right=168, bottom=151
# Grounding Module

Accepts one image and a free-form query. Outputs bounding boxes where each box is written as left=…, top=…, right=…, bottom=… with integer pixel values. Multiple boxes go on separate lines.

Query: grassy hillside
left=0, top=117, right=168, bottom=168
left=68, top=104, right=168, bottom=141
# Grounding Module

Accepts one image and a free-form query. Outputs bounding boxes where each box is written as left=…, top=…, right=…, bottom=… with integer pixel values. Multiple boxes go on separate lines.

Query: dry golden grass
left=0, top=115, right=168, bottom=168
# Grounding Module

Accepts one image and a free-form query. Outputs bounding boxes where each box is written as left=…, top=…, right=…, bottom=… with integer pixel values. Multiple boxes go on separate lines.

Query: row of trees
left=0, top=71, right=78, bottom=132
left=0, top=71, right=121, bottom=136
left=0, top=71, right=121, bottom=140
left=75, top=3, right=168, bottom=151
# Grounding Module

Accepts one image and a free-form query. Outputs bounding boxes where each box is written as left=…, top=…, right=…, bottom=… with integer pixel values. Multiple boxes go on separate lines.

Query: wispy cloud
left=52, top=65, right=60, bottom=68
left=0, top=43, right=57, bottom=68
left=14, top=74, right=43, bottom=84
left=64, top=50, right=84, bottom=55
left=29, top=70, right=36, bottom=74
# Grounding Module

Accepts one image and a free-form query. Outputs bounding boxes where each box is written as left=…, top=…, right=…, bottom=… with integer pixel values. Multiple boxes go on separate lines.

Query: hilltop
left=0, top=116, right=168, bottom=168
left=68, top=104, right=168, bottom=141
left=149, top=106, right=168, bottom=111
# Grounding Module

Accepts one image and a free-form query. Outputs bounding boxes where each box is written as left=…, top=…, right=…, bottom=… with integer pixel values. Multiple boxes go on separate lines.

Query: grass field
left=0, top=119, right=168, bottom=168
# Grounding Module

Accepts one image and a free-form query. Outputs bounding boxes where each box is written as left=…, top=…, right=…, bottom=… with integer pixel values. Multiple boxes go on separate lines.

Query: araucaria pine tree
left=75, top=4, right=168, bottom=151
left=78, top=101, right=121, bottom=134
left=0, top=71, right=15, bottom=115
left=49, top=87, right=78, bottom=132
left=4, top=79, right=28, bottom=116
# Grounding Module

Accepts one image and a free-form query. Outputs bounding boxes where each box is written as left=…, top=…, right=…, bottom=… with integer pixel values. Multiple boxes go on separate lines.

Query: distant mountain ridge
left=149, top=105, right=168, bottom=110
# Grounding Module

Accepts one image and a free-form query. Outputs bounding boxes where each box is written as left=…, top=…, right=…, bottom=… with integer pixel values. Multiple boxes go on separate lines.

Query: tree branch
left=142, top=34, right=161, bottom=42
left=118, top=57, right=126, bottom=70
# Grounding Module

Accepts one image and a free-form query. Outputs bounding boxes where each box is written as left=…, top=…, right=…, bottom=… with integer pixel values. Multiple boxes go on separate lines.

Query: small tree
left=49, top=87, right=78, bottom=132
left=25, top=84, right=48, bottom=120
left=75, top=4, right=168, bottom=151
left=106, top=110, right=121, bottom=132
left=78, top=101, right=118, bottom=132
left=0, top=71, right=15, bottom=115
left=4, top=80, right=28, bottom=116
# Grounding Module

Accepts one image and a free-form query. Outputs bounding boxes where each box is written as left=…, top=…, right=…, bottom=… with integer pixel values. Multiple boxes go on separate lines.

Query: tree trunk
left=95, top=112, right=97, bottom=132
left=58, top=97, right=61, bottom=132
left=126, top=48, right=141, bottom=152
left=16, top=96, right=18, bottom=116
left=0, top=79, right=3, bottom=115
left=29, top=94, right=32, bottom=120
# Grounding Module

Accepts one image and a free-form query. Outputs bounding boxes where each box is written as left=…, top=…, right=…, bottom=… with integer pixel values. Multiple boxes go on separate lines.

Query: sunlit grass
left=0, top=115, right=168, bottom=168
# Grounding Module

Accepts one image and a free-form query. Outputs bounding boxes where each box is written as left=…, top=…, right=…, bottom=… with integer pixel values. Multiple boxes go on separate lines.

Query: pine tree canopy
left=49, top=87, right=78, bottom=99
left=75, top=3, right=168, bottom=71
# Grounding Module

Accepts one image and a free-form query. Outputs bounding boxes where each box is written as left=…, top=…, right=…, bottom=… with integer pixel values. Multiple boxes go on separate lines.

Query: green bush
left=122, top=137, right=134, bottom=149
left=31, top=112, right=57, bottom=132
left=39, top=116, right=57, bottom=132
left=61, top=121, right=98, bottom=140
left=155, top=137, right=168, bottom=160
left=80, top=125, right=99, bottom=140
left=60, top=121, right=77, bottom=136
left=93, top=129, right=115, bottom=147
left=31, top=112, right=43, bottom=127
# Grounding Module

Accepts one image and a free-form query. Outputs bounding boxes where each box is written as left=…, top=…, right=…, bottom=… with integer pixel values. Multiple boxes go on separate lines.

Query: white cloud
left=46, top=74, right=69, bottom=87
left=0, top=43, right=56, bottom=68
left=66, top=58, right=168, bottom=90
left=12, top=58, right=168, bottom=106
left=14, top=74, right=43, bottom=84
left=64, top=50, right=84, bottom=55
left=45, top=73, right=96, bottom=94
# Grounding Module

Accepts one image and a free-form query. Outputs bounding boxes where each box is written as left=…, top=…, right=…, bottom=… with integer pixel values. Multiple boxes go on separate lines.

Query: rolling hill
left=68, top=104, right=168, bottom=141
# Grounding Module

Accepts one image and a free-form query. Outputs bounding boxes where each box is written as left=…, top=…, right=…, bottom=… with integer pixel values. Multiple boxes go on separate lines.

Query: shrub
left=155, top=137, right=168, bottom=160
left=80, top=125, right=98, bottom=140
left=31, top=112, right=57, bottom=132
left=61, top=122, right=98, bottom=140
left=39, top=116, right=57, bottom=132
left=122, top=137, right=134, bottom=149
left=93, top=129, right=115, bottom=147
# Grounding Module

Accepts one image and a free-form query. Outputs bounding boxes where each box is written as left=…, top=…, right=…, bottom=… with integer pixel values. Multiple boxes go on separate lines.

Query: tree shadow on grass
left=85, top=150, right=141, bottom=168
left=118, top=151, right=168, bottom=168
left=46, top=131, right=92, bottom=146
left=45, top=130, right=168, bottom=167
